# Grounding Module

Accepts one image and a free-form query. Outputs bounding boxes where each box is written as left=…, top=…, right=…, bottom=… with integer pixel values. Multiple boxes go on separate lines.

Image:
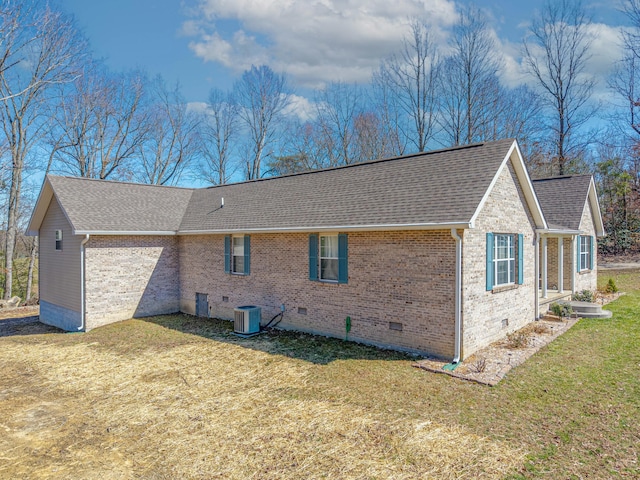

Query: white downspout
left=79, top=234, right=90, bottom=331
left=535, top=232, right=540, bottom=319
left=451, top=228, right=462, bottom=364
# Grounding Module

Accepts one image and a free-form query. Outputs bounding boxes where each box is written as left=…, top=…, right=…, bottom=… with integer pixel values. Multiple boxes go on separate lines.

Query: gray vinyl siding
left=39, top=196, right=82, bottom=313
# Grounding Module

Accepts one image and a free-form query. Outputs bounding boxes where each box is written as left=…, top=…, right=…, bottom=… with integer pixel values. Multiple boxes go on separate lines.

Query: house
left=26, top=139, right=604, bottom=362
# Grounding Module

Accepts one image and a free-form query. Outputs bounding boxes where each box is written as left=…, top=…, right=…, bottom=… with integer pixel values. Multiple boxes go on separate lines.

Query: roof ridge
left=47, top=174, right=196, bottom=191
left=532, top=174, right=592, bottom=182
left=203, top=139, right=513, bottom=190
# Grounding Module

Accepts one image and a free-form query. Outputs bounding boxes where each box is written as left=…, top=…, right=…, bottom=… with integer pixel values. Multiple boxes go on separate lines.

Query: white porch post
left=542, top=236, right=548, bottom=299
left=558, top=236, right=564, bottom=293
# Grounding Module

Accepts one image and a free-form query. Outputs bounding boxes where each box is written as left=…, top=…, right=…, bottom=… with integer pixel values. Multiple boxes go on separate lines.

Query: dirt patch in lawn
left=0, top=317, right=526, bottom=479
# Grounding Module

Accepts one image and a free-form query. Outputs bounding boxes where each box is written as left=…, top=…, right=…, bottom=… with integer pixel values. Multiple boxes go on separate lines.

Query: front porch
left=538, top=290, right=572, bottom=312
left=538, top=234, right=578, bottom=315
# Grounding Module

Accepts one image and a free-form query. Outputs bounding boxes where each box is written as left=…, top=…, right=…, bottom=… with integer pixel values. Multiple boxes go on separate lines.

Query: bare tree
left=0, top=2, right=85, bottom=298
left=314, top=81, right=363, bottom=166
left=438, top=5, right=503, bottom=146
left=50, top=66, right=148, bottom=180
left=137, top=76, right=198, bottom=185
left=198, top=88, right=239, bottom=185
left=523, top=0, right=595, bottom=175
left=234, top=65, right=290, bottom=179
left=373, top=19, right=440, bottom=153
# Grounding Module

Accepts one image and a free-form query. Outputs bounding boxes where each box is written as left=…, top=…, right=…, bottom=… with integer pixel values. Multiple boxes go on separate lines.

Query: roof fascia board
left=74, top=230, right=178, bottom=236
left=537, top=228, right=581, bottom=235
left=26, top=177, right=77, bottom=236
left=177, top=222, right=471, bottom=235
left=588, top=177, right=606, bottom=237
left=469, top=140, right=548, bottom=229
left=26, top=177, right=54, bottom=235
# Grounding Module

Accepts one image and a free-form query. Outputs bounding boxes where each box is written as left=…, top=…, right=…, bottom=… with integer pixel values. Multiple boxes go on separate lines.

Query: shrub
left=505, top=330, right=529, bottom=349
left=605, top=278, right=619, bottom=294
left=471, top=357, right=487, bottom=373
left=550, top=302, right=573, bottom=319
left=572, top=290, right=594, bottom=302
left=531, top=322, right=549, bottom=335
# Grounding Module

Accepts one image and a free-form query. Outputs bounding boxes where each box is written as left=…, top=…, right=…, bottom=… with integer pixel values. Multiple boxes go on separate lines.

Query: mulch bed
left=414, top=316, right=581, bottom=386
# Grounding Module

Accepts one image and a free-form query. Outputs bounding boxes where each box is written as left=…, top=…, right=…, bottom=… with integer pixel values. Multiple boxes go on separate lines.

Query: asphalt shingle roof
left=532, top=175, right=592, bottom=231
left=47, top=176, right=194, bottom=233
left=43, top=138, right=518, bottom=234
left=179, top=139, right=516, bottom=232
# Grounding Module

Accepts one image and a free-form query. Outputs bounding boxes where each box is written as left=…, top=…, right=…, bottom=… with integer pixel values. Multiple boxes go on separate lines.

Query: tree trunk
left=26, top=236, right=37, bottom=301
left=4, top=156, right=22, bottom=299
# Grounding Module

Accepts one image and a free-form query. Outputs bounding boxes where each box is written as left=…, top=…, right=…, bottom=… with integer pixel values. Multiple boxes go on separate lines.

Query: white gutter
left=178, top=222, right=471, bottom=235
left=451, top=228, right=462, bottom=364
left=79, top=234, right=90, bottom=331
left=73, top=223, right=473, bottom=237
left=74, top=230, right=177, bottom=236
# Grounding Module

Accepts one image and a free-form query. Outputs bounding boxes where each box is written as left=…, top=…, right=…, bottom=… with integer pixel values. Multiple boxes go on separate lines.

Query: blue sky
left=57, top=0, right=629, bottom=109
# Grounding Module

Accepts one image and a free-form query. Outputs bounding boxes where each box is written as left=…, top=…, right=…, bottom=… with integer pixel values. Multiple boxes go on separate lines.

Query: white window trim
left=55, top=229, right=63, bottom=251
left=231, top=235, right=244, bottom=274
left=493, top=233, right=515, bottom=287
left=579, top=235, right=591, bottom=271
left=319, top=234, right=339, bottom=282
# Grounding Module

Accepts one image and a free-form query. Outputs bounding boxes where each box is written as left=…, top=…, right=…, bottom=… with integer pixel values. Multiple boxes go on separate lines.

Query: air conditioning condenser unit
left=234, top=305, right=261, bottom=335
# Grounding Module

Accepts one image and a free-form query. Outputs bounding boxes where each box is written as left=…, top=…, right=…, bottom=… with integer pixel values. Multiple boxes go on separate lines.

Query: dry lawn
left=1, top=318, right=524, bottom=479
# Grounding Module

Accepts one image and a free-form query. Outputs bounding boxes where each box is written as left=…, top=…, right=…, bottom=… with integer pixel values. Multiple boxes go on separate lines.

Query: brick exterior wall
left=575, top=200, right=598, bottom=292
left=461, top=160, right=537, bottom=358
left=179, top=231, right=457, bottom=358
left=84, top=235, right=180, bottom=330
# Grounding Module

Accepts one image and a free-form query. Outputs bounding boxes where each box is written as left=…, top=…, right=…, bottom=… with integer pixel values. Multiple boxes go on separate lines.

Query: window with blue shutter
left=578, top=235, right=593, bottom=271
left=517, top=233, right=524, bottom=284
left=310, top=233, right=348, bottom=283
left=338, top=233, right=348, bottom=284
left=487, top=232, right=522, bottom=290
left=309, top=234, right=318, bottom=281
left=243, top=235, right=251, bottom=275
left=486, top=232, right=494, bottom=291
left=226, top=235, right=250, bottom=275
left=224, top=235, right=231, bottom=273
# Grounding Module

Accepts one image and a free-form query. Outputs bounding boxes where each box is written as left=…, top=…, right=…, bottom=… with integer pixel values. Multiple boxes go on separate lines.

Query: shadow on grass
left=0, top=316, right=64, bottom=337
left=144, top=314, right=417, bottom=365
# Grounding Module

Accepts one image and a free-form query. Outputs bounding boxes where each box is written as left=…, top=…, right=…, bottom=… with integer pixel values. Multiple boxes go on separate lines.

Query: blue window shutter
left=486, top=232, right=494, bottom=291
left=517, top=233, right=524, bottom=285
left=309, top=234, right=318, bottom=281
left=589, top=236, right=594, bottom=270
left=577, top=236, right=581, bottom=272
left=224, top=235, right=231, bottom=273
left=338, top=233, right=348, bottom=284
left=244, top=235, right=251, bottom=275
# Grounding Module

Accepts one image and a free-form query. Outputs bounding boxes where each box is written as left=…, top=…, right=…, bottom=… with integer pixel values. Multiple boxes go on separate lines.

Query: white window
left=55, top=230, right=63, bottom=251
left=494, top=234, right=515, bottom=286
left=232, top=236, right=244, bottom=274
left=319, top=234, right=339, bottom=281
left=579, top=235, right=592, bottom=271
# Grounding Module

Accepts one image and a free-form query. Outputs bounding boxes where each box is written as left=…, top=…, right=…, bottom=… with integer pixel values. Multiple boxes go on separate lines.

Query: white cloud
left=283, top=93, right=316, bottom=122
left=184, top=0, right=458, bottom=87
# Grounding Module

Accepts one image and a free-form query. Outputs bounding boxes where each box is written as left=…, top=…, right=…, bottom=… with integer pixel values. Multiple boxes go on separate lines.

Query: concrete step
left=568, top=301, right=604, bottom=314
left=576, top=310, right=613, bottom=319
left=559, top=300, right=613, bottom=318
